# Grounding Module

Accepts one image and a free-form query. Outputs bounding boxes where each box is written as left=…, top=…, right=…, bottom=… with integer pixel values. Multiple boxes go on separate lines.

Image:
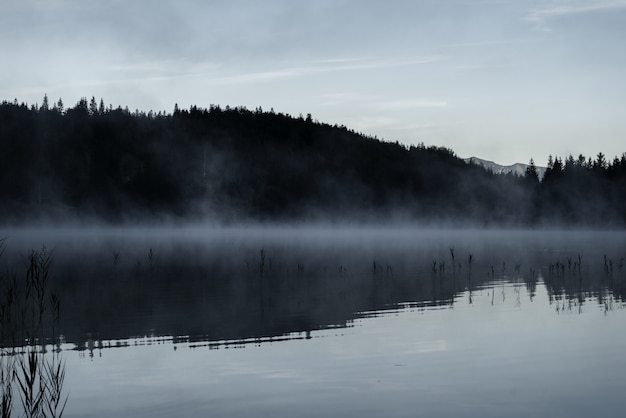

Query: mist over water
left=2, top=225, right=625, bottom=340
left=1, top=225, right=625, bottom=417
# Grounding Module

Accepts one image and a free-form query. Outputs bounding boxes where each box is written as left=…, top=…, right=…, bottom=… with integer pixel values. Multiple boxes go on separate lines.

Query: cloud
left=105, top=60, right=223, bottom=79
left=318, top=92, right=366, bottom=106
left=346, top=115, right=400, bottom=131
left=319, top=93, right=448, bottom=110
left=376, top=99, right=449, bottom=110
left=527, top=0, right=626, bottom=24
left=310, top=57, right=376, bottom=65
left=429, top=38, right=540, bottom=50
left=215, top=55, right=441, bottom=85
left=118, top=56, right=440, bottom=86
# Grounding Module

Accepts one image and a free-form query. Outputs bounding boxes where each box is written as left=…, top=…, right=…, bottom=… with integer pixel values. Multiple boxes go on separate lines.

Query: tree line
left=0, top=96, right=625, bottom=226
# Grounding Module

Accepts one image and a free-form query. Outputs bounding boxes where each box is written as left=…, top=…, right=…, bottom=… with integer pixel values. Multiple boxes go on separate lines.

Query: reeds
left=42, top=351, right=68, bottom=418
left=15, top=345, right=67, bottom=418
left=449, top=247, right=455, bottom=276
left=1, top=355, right=14, bottom=418
left=147, top=248, right=154, bottom=276
left=259, top=249, right=265, bottom=277
left=0, top=242, right=68, bottom=418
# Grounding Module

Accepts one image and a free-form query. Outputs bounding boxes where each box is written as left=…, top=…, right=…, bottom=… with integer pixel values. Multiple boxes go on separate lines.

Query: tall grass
left=0, top=240, right=68, bottom=418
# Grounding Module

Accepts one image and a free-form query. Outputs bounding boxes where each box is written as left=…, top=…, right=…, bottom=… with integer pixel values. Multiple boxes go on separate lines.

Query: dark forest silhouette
left=1, top=95, right=625, bottom=225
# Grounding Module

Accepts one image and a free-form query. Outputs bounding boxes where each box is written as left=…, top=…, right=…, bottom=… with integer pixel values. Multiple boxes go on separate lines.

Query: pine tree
left=595, top=152, right=607, bottom=171
left=89, top=96, right=98, bottom=115
left=525, top=158, right=539, bottom=183
left=76, top=97, right=88, bottom=111
left=40, top=94, right=49, bottom=112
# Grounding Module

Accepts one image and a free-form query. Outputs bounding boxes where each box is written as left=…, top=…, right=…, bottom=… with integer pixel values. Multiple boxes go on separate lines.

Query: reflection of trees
left=542, top=255, right=626, bottom=314
left=2, top=237, right=625, bottom=356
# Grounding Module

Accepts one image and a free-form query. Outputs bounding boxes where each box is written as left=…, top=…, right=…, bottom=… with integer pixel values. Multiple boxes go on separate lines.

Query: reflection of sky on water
left=3, top=227, right=625, bottom=417
left=63, top=280, right=626, bottom=418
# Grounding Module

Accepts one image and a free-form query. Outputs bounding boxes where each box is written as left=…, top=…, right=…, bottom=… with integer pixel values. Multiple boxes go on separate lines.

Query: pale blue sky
left=2, top=0, right=625, bottom=165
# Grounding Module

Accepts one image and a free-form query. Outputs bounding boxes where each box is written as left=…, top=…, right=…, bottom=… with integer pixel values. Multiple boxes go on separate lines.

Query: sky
left=1, top=0, right=625, bottom=166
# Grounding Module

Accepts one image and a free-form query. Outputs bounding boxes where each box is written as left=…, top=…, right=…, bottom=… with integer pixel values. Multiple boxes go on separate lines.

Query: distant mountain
left=464, top=157, right=546, bottom=180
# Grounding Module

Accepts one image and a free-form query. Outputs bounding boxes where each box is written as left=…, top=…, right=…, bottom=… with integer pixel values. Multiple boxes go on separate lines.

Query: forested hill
left=1, top=98, right=625, bottom=226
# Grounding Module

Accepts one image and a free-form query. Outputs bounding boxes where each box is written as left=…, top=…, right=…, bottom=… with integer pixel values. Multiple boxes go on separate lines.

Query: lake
left=1, top=226, right=625, bottom=417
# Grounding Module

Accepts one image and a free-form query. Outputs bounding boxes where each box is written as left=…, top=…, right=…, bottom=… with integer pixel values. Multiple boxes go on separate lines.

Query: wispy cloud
left=14, top=59, right=223, bottom=96
left=346, top=115, right=400, bottom=131
left=320, top=93, right=448, bottom=110
left=380, top=122, right=446, bottom=132
left=310, top=57, right=375, bottom=65
left=319, top=92, right=368, bottom=107
left=217, top=56, right=441, bottom=85
left=376, top=99, right=449, bottom=110
left=527, top=0, right=626, bottom=24
left=106, top=60, right=222, bottom=77
left=429, top=38, right=541, bottom=50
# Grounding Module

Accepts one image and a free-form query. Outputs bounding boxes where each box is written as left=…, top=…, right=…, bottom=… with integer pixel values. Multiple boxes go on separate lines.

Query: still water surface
left=2, top=227, right=626, bottom=417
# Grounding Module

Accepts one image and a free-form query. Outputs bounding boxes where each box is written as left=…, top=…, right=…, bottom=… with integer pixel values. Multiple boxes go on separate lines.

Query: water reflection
left=3, top=228, right=626, bottom=418
left=1, top=228, right=624, bottom=353
left=73, top=268, right=626, bottom=354
left=56, top=276, right=626, bottom=418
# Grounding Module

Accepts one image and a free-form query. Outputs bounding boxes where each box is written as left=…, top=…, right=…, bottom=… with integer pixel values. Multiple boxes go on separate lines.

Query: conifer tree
left=525, top=158, right=539, bottom=182
left=89, top=96, right=98, bottom=115
left=40, top=94, right=49, bottom=112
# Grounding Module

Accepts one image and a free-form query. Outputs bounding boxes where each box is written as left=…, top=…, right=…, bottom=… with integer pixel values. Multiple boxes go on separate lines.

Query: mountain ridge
left=464, top=157, right=546, bottom=180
